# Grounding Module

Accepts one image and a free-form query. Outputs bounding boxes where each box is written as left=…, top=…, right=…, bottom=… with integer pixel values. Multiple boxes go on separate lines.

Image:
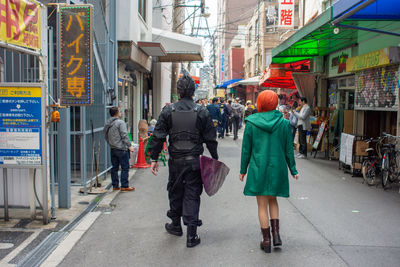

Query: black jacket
left=150, top=98, right=218, bottom=160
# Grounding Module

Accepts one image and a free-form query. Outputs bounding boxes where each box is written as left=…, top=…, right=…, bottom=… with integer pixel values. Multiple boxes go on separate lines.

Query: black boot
left=165, top=218, right=183, bottom=236
left=260, top=227, right=271, bottom=253
left=186, top=225, right=201, bottom=248
left=270, top=219, right=282, bottom=246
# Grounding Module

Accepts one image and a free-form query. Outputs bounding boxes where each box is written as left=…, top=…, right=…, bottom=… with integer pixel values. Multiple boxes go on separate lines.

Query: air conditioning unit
left=311, top=56, right=324, bottom=73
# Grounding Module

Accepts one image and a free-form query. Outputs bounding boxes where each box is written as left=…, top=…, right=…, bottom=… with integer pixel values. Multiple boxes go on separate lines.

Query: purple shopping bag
left=200, top=155, right=230, bottom=196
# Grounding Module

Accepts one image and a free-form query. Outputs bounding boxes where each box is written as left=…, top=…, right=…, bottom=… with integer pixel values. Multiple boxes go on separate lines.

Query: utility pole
left=171, top=0, right=184, bottom=102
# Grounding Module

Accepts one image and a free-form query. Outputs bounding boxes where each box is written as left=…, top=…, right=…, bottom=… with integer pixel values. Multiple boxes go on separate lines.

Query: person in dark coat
left=150, top=71, right=219, bottom=248
left=218, top=97, right=230, bottom=138
left=207, top=97, right=222, bottom=128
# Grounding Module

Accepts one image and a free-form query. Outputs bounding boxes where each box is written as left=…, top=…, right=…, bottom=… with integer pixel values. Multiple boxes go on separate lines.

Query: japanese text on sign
left=59, top=5, right=93, bottom=106
left=279, top=0, right=294, bottom=27
left=0, top=0, right=41, bottom=50
left=0, top=85, right=42, bottom=166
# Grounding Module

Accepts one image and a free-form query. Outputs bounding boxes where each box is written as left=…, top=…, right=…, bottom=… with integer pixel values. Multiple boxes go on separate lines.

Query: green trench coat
left=240, top=110, right=298, bottom=197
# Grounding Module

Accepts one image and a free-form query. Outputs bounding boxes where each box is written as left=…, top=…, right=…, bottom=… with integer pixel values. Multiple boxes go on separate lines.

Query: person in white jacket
left=293, top=97, right=311, bottom=159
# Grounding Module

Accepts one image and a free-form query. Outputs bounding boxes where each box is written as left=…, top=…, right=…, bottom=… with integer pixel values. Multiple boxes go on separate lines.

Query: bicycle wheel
left=362, top=160, right=377, bottom=186
left=381, top=154, right=390, bottom=189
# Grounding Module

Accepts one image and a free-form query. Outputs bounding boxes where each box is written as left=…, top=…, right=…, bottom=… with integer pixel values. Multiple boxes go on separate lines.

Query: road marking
left=40, top=211, right=101, bottom=267
left=0, top=229, right=42, bottom=266
left=0, top=243, right=14, bottom=249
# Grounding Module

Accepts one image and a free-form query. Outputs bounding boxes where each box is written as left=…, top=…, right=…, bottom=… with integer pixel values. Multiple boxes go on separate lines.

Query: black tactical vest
left=169, top=104, right=201, bottom=152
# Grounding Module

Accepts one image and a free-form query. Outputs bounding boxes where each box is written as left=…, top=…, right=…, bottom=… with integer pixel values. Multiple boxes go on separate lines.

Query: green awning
left=272, top=7, right=400, bottom=64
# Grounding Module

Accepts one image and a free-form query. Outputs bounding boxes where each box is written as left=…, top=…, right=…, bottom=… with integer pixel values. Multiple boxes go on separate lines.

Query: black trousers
left=298, top=125, right=307, bottom=156
left=232, top=115, right=240, bottom=139
left=167, top=157, right=203, bottom=227
left=226, top=117, right=232, bottom=133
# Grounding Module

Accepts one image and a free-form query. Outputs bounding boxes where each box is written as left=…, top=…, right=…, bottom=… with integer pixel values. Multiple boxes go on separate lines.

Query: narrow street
left=57, top=135, right=400, bottom=267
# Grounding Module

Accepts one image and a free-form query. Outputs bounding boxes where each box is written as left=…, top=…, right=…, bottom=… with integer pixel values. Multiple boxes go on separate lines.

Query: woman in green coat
left=240, top=90, right=299, bottom=253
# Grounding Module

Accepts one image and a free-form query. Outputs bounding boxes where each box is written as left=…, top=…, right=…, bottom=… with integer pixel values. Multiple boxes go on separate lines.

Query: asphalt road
left=58, top=136, right=400, bottom=267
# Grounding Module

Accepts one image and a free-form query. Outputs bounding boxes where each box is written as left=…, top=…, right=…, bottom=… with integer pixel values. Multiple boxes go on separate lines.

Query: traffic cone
left=133, top=137, right=150, bottom=168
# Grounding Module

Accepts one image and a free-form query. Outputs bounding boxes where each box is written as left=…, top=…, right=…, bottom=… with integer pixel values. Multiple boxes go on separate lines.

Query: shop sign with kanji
left=0, top=0, right=41, bottom=51
left=59, top=5, right=93, bottom=106
left=278, top=0, right=294, bottom=28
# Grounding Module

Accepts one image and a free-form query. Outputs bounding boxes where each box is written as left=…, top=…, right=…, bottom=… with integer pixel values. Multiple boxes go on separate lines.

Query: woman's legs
left=256, top=196, right=270, bottom=228
left=268, top=196, right=279, bottom=219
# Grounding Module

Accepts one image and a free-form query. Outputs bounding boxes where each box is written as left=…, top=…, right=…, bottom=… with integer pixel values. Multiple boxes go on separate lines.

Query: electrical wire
left=33, top=169, right=44, bottom=211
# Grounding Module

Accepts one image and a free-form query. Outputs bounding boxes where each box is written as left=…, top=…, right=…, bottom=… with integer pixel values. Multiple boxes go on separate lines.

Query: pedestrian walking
left=293, top=97, right=311, bottom=159
left=244, top=100, right=254, bottom=120
left=104, top=107, right=135, bottom=192
left=226, top=99, right=233, bottom=136
left=239, top=90, right=299, bottom=253
left=218, top=98, right=230, bottom=138
left=207, top=97, right=221, bottom=128
left=231, top=98, right=244, bottom=140
left=150, top=71, right=219, bottom=248
left=288, top=102, right=299, bottom=141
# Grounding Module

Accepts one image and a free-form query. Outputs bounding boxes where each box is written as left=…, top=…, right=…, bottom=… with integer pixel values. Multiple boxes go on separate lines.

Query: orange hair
left=256, top=90, right=278, bottom=113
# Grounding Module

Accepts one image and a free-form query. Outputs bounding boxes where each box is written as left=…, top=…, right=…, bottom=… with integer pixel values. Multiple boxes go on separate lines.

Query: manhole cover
left=0, top=243, right=14, bottom=249
left=78, top=201, right=90, bottom=205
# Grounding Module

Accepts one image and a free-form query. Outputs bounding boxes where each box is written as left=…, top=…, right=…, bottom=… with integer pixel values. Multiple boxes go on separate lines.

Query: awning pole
left=332, top=0, right=376, bottom=25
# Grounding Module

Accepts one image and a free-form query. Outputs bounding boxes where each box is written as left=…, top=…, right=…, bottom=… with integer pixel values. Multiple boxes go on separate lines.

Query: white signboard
left=340, top=133, right=355, bottom=165
left=278, top=0, right=295, bottom=27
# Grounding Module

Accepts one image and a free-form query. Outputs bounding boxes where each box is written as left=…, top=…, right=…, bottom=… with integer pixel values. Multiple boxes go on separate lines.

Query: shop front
left=269, top=0, right=400, bottom=166
left=347, top=47, right=400, bottom=138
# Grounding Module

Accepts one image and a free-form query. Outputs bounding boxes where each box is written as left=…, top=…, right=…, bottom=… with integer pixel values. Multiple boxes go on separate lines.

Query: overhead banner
left=0, top=0, right=41, bottom=50
left=0, top=84, right=44, bottom=166
left=279, top=0, right=294, bottom=27
left=59, top=5, right=93, bottom=106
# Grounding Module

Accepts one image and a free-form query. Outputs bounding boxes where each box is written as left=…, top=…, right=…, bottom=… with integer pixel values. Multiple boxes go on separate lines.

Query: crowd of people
left=195, top=97, right=258, bottom=140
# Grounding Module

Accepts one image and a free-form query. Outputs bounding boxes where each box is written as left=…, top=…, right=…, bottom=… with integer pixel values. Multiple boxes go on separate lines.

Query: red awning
left=178, top=74, right=200, bottom=84
left=260, top=60, right=310, bottom=89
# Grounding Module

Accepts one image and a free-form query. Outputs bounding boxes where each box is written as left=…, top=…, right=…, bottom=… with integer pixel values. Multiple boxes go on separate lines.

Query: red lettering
left=23, top=1, right=38, bottom=26
left=0, top=0, right=22, bottom=40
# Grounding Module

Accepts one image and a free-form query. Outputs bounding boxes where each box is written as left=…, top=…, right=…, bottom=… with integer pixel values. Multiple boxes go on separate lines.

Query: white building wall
left=152, top=0, right=173, bottom=118
left=304, top=0, right=323, bottom=24
left=117, top=0, right=152, bottom=42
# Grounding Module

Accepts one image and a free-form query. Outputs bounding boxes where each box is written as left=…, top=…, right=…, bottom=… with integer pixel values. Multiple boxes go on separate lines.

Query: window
left=255, top=19, right=259, bottom=38
left=266, top=6, right=277, bottom=32
left=248, top=26, right=253, bottom=46
left=254, top=54, right=259, bottom=75
left=139, top=0, right=146, bottom=21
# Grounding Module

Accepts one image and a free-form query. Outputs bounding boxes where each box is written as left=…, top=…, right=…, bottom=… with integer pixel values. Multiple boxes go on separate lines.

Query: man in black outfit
left=150, top=71, right=218, bottom=248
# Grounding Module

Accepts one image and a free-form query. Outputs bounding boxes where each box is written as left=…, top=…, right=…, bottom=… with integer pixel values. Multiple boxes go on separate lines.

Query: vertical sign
left=0, top=84, right=44, bottom=166
left=220, top=50, right=225, bottom=83
left=0, top=0, right=41, bottom=50
left=279, top=0, right=294, bottom=27
left=59, top=5, right=93, bottom=106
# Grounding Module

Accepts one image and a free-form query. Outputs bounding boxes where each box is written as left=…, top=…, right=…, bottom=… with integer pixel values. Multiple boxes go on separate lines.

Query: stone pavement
left=54, top=135, right=400, bottom=267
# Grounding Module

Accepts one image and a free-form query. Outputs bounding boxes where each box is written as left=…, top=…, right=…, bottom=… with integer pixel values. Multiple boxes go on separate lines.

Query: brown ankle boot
left=260, top=227, right=271, bottom=253
left=270, top=219, right=282, bottom=246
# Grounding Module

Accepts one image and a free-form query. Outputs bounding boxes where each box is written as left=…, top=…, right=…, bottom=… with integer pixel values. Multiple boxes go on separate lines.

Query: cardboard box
left=354, top=162, right=362, bottom=170
left=355, top=141, right=369, bottom=156
left=343, top=110, right=354, bottom=134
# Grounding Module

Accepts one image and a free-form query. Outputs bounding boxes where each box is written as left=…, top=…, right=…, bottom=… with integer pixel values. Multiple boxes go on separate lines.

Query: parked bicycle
left=361, top=135, right=386, bottom=186
left=380, top=133, right=400, bottom=190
